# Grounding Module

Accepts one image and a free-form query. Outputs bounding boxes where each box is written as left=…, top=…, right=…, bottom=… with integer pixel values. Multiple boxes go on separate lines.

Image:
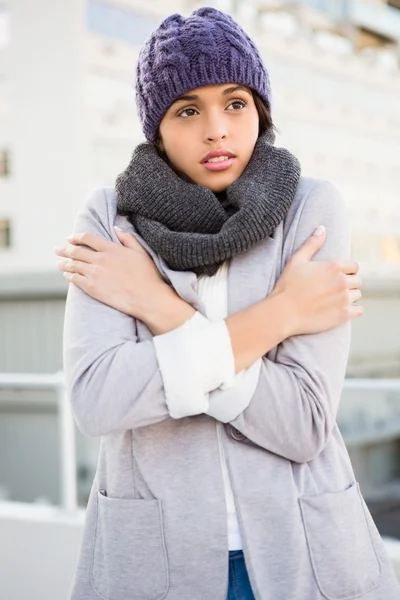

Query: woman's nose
left=206, top=132, right=227, bottom=143
left=203, top=118, right=228, bottom=144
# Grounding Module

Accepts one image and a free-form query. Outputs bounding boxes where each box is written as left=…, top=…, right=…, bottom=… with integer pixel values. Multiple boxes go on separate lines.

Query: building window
left=0, top=9, right=11, bottom=50
left=352, top=233, right=400, bottom=271
left=87, top=2, right=160, bottom=46
left=380, top=235, right=400, bottom=264
left=0, top=150, right=10, bottom=177
left=0, top=220, right=11, bottom=248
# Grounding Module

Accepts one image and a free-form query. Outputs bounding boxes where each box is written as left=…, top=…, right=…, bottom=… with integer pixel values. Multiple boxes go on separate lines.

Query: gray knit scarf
left=115, top=133, right=301, bottom=276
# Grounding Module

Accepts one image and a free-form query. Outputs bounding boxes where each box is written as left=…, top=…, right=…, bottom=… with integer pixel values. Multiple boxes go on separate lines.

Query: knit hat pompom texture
left=135, top=6, right=272, bottom=142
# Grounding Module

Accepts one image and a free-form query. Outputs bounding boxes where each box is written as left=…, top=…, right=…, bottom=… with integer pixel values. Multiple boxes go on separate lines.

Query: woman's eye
left=178, top=107, right=198, bottom=118
left=227, top=100, right=247, bottom=110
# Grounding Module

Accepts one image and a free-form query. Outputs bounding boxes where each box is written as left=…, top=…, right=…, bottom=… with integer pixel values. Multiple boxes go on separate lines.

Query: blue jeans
left=227, top=550, right=256, bottom=600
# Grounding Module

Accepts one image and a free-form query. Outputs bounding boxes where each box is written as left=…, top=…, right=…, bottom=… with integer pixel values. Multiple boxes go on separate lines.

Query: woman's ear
left=157, top=135, right=165, bottom=153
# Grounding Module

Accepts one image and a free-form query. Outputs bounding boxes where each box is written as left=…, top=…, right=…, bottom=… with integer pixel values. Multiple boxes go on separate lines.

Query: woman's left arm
left=57, top=183, right=353, bottom=460
left=208, top=181, right=352, bottom=463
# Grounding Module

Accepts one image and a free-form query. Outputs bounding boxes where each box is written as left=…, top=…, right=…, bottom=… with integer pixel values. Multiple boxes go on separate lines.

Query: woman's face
left=158, top=84, right=259, bottom=192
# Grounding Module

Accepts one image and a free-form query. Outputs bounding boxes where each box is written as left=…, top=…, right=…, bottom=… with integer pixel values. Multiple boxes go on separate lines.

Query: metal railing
left=339, top=378, right=400, bottom=447
left=1, top=374, right=400, bottom=514
left=0, top=372, right=77, bottom=513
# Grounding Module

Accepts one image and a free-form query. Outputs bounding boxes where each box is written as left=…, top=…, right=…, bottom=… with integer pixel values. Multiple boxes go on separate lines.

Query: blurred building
left=0, top=0, right=398, bottom=468
left=0, top=0, right=399, bottom=275
left=0, top=0, right=398, bottom=498
left=1, top=3, right=400, bottom=597
left=0, top=0, right=399, bottom=377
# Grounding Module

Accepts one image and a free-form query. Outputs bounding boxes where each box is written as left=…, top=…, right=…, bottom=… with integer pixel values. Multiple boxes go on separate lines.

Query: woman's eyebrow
left=222, top=85, right=249, bottom=95
left=170, top=94, right=199, bottom=107
left=170, top=85, right=249, bottom=108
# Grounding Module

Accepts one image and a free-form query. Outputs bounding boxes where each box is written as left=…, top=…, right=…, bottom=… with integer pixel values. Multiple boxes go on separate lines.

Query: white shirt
left=153, top=262, right=262, bottom=550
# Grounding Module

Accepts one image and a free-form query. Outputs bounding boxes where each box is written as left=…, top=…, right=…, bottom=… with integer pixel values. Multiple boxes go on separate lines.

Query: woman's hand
left=54, top=227, right=169, bottom=319
left=271, top=226, right=363, bottom=337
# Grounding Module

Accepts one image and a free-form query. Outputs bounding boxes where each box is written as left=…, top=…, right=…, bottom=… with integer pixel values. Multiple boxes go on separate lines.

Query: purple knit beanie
left=135, top=6, right=272, bottom=142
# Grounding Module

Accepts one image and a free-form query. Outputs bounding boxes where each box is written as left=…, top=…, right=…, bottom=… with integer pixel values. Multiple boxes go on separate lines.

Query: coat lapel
left=227, top=233, right=281, bottom=316
left=117, top=214, right=280, bottom=319
left=158, top=259, right=207, bottom=316
left=159, top=233, right=281, bottom=319
left=115, top=215, right=207, bottom=317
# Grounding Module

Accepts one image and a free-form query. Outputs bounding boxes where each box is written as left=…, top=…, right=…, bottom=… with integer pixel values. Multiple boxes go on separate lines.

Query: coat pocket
left=91, top=491, right=169, bottom=600
left=299, top=482, right=381, bottom=600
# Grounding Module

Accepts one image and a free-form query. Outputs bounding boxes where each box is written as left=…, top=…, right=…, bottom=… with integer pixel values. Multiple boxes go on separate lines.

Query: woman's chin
left=194, top=170, right=239, bottom=192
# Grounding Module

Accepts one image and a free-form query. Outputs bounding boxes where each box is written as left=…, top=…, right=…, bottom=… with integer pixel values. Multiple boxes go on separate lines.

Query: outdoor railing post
left=57, top=374, right=78, bottom=513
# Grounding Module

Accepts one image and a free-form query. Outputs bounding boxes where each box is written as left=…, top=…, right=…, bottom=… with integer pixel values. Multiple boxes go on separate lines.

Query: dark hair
left=251, top=90, right=276, bottom=138
left=155, top=87, right=276, bottom=151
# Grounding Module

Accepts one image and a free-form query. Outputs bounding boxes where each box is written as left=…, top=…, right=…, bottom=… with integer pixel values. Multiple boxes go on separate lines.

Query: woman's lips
left=202, top=157, right=236, bottom=171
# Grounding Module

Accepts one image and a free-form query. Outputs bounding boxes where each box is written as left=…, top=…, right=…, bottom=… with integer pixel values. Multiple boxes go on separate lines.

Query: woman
left=56, top=7, right=400, bottom=600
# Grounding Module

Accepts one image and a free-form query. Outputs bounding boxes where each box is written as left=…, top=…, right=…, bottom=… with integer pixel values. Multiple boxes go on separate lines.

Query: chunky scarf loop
left=115, top=133, right=301, bottom=276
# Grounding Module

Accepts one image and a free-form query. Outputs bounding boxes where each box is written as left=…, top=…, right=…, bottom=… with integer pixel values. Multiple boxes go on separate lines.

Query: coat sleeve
left=225, top=181, right=352, bottom=463
left=63, top=188, right=213, bottom=437
left=64, top=188, right=263, bottom=437
left=63, top=188, right=172, bottom=436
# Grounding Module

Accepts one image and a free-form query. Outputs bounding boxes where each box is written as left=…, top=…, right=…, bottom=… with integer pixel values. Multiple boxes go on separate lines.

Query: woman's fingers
left=62, top=271, right=90, bottom=292
left=288, top=227, right=326, bottom=264
left=55, top=230, right=145, bottom=263
left=114, top=227, right=149, bottom=254
left=349, top=303, right=364, bottom=318
left=67, top=232, right=113, bottom=252
left=54, top=243, right=96, bottom=263
left=56, top=259, right=91, bottom=277
left=348, top=285, right=363, bottom=320
left=336, top=260, right=359, bottom=275
left=349, top=289, right=362, bottom=304
left=346, top=274, right=362, bottom=290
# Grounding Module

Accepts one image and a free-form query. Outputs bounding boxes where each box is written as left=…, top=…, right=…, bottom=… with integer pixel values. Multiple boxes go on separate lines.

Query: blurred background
left=0, top=0, right=400, bottom=598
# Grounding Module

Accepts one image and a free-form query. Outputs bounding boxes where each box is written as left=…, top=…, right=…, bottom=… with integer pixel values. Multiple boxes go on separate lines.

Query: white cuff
left=191, top=312, right=236, bottom=392
left=153, top=311, right=235, bottom=419
left=206, top=358, right=262, bottom=423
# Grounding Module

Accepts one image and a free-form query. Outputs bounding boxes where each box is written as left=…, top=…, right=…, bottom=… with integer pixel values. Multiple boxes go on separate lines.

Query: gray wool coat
left=64, top=177, right=400, bottom=600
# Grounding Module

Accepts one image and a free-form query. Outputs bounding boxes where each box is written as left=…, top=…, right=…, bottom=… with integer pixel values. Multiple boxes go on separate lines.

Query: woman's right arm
left=65, top=187, right=360, bottom=441
left=225, top=227, right=362, bottom=374
left=147, top=181, right=362, bottom=462
left=63, top=190, right=208, bottom=437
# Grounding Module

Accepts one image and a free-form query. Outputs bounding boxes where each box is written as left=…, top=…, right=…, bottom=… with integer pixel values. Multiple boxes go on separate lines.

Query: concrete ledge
left=0, top=502, right=84, bottom=600
left=0, top=271, right=68, bottom=299
left=384, top=537, right=400, bottom=580
left=0, top=502, right=399, bottom=600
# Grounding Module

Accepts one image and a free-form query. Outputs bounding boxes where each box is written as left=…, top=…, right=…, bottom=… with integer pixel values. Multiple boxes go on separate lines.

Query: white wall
left=0, top=503, right=84, bottom=600
left=1, top=501, right=400, bottom=600
left=3, top=0, right=89, bottom=271
left=2, top=1, right=400, bottom=277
